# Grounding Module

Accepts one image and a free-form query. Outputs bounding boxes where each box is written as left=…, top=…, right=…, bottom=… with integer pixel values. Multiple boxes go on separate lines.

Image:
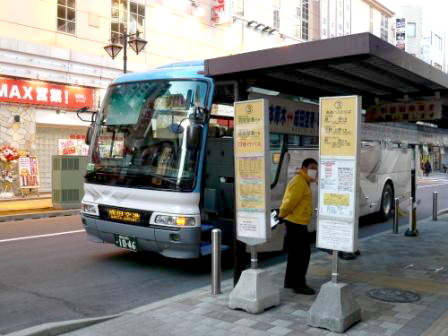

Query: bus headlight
left=154, top=215, right=196, bottom=227
left=81, top=202, right=99, bottom=216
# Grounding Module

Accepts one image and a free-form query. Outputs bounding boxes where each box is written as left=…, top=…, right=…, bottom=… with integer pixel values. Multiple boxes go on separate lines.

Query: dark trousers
left=284, top=221, right=310, bottom=288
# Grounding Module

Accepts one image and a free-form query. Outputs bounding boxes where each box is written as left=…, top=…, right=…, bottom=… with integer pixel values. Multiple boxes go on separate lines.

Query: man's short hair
left=302, top=158, right=317, bottom=168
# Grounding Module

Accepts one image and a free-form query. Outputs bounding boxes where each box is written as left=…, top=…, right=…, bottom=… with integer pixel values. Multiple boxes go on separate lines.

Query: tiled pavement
left=59, top=215, right=448, bottom=336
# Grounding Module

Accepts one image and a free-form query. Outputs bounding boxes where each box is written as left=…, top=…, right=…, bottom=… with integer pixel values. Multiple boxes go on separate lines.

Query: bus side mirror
left=85, top=126, right=93, bottom=145
left=187, top=125, right=202, bottom=150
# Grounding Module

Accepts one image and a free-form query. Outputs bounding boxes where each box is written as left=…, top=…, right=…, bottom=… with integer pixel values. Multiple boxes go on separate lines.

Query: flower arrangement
left=0, top=145, right=19, bottom=162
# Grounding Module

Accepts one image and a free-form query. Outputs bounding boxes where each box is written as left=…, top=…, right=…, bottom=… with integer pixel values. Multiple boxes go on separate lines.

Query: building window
left=407, top=22, right=416, bottom=38
left=302, top=21, right=308, bottom=40
left=233, top=0, right=244, bottom=14
left=380, top=14, right=388, bottom=41
left=130, top=2, right=145, bottom=34
left=273, top=9, right=280, bottom=30
left=435, top=34, right=443, bottom=51
left=301, top=0, right=309, bottom=40
left=57, top=0, right=76, bottom=34
left=272, top=0, right=281, bottom=9
left=111, top=0, right=145, bottom=43
left=302, top=0, right=309, bottom=21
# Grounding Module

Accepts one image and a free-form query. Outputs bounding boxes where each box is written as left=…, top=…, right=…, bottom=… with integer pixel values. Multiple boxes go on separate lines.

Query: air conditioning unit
left=52, top=155, right=88, bottom=209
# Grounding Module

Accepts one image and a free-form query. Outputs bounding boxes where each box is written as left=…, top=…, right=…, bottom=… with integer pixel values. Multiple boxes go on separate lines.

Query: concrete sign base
left=228, top=269, right=280, bottom=314
left=308, top=281, right=361, bottom=333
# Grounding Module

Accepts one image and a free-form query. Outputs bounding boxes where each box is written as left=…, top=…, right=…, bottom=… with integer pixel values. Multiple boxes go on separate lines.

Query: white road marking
left=0, top=230, right=85, bottom=243
left=417, top=182, right=448, bottom=189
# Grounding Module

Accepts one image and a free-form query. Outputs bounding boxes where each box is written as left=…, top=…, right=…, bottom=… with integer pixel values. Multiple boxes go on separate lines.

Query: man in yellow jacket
left=279, top=158, right=317, bottom=295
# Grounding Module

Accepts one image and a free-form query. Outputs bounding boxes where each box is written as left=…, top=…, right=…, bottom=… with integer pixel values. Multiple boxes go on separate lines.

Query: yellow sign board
left=234, top=100, right=265, bottom=155
left=234, top=99, right=270, bottom=244
left=320, top=96, right=358, bottom=157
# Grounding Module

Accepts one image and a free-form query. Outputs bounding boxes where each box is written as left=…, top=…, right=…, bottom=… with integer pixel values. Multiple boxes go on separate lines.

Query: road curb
left=0, top=210, right=80, bottom=223
left=4, top=315, right=120, bottom=336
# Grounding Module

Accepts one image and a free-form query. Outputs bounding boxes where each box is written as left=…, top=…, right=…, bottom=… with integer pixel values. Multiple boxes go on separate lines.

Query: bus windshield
left=86, top=79, right=209, bottom=191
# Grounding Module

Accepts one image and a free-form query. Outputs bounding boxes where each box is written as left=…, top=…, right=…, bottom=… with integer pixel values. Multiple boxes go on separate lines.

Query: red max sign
left=0, top=77, right=94, bottom=109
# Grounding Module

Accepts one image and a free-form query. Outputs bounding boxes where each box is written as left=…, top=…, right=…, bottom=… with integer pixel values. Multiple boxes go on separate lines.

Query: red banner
left=0, top=77, right=94, bottom=109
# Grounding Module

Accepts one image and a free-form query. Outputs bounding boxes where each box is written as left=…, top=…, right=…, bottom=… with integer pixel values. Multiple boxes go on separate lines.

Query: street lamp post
left=104, top=31, right=148, bottom=73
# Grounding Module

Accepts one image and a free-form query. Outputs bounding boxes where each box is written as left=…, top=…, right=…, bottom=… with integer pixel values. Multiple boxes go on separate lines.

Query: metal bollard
left=393, top=198, right=400, bottom=234
left=408, top=197, right=413, bottom=232
left=433, top=192, right=438, bottom=221
left=405, top=196, right=418, bottom=237
left=211, top=228, right=222, bottom=295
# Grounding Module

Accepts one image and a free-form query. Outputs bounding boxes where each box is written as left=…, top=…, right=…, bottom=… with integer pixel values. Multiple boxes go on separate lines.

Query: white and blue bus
left=81, top=60, right=418, bottom=258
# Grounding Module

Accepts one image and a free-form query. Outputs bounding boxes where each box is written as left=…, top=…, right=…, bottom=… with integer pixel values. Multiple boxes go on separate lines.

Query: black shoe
left=339, top=252, right=357, bottom=260
left=293, top=285, right=316, bottom=295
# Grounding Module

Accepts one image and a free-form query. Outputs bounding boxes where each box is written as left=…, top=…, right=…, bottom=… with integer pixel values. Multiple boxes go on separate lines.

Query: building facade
left=319, top=0, right=394, bottom=43
left=0, top=0, right=310, bottom=196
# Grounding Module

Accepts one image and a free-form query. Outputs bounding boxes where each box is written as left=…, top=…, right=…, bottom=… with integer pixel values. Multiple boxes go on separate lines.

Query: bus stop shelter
left=204, top=32, right=448, bottom=128
left=204, top=31, right=448, bottom=288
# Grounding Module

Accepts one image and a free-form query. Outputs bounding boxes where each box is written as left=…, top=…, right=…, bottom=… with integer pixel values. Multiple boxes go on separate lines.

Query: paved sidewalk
left=32, top=215, right=446, bottom=336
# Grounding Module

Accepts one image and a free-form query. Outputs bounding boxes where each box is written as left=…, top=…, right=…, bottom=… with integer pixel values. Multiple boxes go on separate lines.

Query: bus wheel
left=379, top=182, right=394, bottom=221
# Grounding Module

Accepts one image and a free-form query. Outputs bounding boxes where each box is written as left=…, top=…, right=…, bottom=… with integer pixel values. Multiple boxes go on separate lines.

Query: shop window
left=111, top=0, right=145, bottom=44
left=57, top=0, right=76, bottom=34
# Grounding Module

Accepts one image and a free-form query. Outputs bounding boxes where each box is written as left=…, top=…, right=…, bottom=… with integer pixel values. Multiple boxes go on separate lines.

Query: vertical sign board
left=396, top=18, right=406, bottom=51
left=317, top=96, right=361, bottom=253
left=234, top=99, right=270, bottom=246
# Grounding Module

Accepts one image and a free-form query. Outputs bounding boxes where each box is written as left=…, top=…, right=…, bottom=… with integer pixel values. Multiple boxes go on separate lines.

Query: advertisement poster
left=396, top=18, right=406, bottom=51
left=58, top=139, right=90, bottom=156
left=318, top=96, right=360, bottom=252
left=18, top=156, right=40, bottom=188
left=234, top=99, right=270, bottom=245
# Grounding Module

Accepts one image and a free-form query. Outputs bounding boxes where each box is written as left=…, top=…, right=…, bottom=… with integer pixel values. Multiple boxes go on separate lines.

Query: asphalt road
left=1, top=177, right=447, bottom=334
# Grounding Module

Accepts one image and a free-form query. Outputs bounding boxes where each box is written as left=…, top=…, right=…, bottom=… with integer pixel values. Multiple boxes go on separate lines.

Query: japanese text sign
left=249, top=93, right=318, bottom=136
left=234, top=99, right=270, bottom=246
left=320, top=96, right=357, bottom=157
left=0, top=77, right=94, bottom=109
left=365, top=100, right=442, bottom=122
left=317, top=96, right=361, bottom=253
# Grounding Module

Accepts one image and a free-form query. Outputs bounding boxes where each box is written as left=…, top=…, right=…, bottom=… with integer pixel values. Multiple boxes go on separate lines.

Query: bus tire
left=378, top=182, right=394, bottom=221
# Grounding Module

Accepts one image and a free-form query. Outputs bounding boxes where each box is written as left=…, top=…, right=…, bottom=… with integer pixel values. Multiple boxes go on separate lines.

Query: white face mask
left=307, top=168, right=317, bottom=180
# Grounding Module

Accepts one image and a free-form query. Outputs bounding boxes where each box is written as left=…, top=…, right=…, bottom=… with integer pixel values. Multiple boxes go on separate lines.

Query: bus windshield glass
left=86, top=79, right=209, bottom=191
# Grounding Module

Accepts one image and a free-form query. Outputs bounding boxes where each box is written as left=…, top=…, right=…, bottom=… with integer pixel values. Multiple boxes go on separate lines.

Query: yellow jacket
left=279, top=170, right=313, bottom=225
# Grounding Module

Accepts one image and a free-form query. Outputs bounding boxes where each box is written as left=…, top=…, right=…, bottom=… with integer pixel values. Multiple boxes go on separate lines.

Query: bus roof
left=112, top=60, right=207, bottom=84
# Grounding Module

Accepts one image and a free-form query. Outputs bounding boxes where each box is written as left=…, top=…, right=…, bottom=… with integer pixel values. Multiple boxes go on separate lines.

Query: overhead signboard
left=249, top=93, right=319, bottom=136
left=0, top=77, right=94, bottom=109
left=317, top=96, right=361, bottom=252
left=365, top=100, right=442, bottom=122
left=234, top=99, right=270, bottom=246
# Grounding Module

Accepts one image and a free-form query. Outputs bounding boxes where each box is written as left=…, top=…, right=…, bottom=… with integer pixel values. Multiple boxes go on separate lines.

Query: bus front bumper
left=81, top=215, right=201, bottom=259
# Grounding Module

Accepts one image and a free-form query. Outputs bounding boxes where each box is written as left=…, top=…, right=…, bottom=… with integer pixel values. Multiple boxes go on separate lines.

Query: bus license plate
left=114, top=234, right=137, bottom=252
